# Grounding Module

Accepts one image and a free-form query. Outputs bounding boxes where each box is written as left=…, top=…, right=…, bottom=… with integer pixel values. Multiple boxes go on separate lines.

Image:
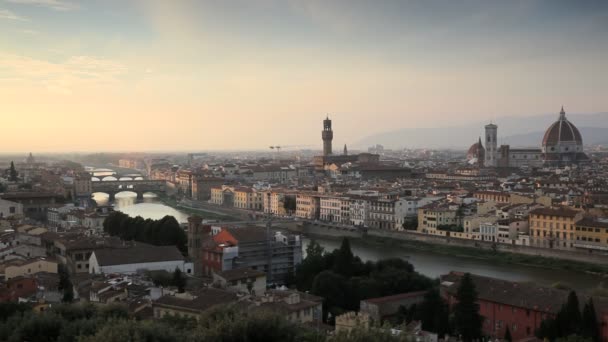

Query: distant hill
left=357, top=112, right=608, bottom=149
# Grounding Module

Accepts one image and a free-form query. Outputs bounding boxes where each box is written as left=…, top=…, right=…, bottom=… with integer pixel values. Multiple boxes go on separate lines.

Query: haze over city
left=1, top=0, right=607, bottom=152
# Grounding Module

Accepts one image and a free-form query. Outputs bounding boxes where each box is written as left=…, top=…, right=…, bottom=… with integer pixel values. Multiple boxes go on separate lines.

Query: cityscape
left=1, top=1, right=608, bottom=342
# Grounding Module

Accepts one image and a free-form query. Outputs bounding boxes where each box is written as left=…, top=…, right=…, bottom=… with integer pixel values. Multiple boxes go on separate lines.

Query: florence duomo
left=467, top=106, right=589, bottom=168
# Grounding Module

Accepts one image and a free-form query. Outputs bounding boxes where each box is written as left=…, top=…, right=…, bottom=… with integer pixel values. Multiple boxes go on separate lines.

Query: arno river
left=91, top=169, right=605, bottom=292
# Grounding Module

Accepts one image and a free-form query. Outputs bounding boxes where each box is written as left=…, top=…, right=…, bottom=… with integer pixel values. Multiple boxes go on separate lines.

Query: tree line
left=0, top=302, right=419, bottom=342
left=103, top=212, right=188, bottom=255
left=536, top=290, right=600, bottom=342
left=295, top=238, right=434, bottom=323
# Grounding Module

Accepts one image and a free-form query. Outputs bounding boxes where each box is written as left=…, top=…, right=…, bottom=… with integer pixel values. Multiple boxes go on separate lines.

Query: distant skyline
left=1, top=0, right=607, bottom=152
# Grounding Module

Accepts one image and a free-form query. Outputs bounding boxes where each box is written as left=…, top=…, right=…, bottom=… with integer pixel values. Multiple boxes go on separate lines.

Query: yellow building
left=417, top=203, right=460, bottom=233
left=529, top=207, right=583, bottom=249
left=5, top=258, right=58, bottom=280
left=574, top=217, right=608, bottom=252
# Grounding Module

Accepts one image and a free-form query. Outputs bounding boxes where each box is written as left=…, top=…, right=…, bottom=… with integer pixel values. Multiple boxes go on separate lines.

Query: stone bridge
left=91, top=180, right=166, bottom=201
left=90, top=173, right=144, bottom=181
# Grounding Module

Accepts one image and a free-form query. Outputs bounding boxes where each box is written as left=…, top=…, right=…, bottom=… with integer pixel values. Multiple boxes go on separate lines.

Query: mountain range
left=357, top=112, right=608, bottom=150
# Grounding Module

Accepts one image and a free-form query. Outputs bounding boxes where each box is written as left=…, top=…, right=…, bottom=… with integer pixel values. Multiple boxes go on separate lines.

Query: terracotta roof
left=542, top=109, right=583, bottom=146
left=576, top=217, right=608, bottom=229
left=529, top=207, right=580, bottom=218
left=442, top=272, right=565, bottom=313
left=362, top=291, right=427, bottom=305
left=93, top=244, right=184, bottom=266
left=154, top=288, right=237, bottom=312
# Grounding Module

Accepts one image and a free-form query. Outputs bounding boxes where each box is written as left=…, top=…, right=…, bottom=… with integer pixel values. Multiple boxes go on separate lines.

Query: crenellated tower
left=322, top=116, right=333, bottom=156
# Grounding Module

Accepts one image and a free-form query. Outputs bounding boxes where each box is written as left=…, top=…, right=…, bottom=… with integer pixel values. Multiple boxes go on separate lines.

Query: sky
left=1, top=0, right=607, bottom=152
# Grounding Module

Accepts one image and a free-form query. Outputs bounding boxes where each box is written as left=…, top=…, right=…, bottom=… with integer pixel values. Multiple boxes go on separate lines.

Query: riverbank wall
left=287, top=222, right=608, bottom=267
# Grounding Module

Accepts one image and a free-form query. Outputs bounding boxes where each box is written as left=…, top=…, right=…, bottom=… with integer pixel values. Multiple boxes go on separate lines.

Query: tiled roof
left=93, top=244, right=184, bottom=266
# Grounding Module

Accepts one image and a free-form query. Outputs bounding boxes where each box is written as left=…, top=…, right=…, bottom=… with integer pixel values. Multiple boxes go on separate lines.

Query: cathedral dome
left=542, top=106, right=583, bottom=147
left=466, top=138, right=485, bottom=165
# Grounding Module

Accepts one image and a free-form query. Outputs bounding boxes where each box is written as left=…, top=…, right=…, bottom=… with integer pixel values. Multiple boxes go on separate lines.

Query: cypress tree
left=8, top=161, right=18, bottom=182
left=581, top=298, right=600, bottom=342
left=504, top=326, right=512, bottom=342
left=564, top=291, right=582, bottom=336
left=333, top=238, right=354, bottom=277
left=453, top=273, right=483, bottom=342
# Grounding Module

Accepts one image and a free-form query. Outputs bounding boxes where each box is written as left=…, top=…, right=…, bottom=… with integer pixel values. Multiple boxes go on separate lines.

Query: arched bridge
left=90, top=173, right=145, bottom=181
left=91, top=180, right=166, bottom=201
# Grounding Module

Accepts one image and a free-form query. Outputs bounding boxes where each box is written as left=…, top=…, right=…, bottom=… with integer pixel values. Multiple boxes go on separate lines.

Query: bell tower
left=485, top=123, right=498, bottom=167
left=187, top=215, right=209, bottom=276
left=322, top=116, right=333, bottom=156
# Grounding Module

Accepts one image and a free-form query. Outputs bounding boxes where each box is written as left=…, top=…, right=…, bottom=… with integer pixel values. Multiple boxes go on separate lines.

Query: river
left=90, top=168, right=605, bottom=292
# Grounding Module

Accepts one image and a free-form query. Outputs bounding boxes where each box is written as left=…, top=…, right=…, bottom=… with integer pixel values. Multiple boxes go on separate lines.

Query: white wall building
left=0, top=198, right=23, bottom=218
left=89, top=244, right=192, bottom=275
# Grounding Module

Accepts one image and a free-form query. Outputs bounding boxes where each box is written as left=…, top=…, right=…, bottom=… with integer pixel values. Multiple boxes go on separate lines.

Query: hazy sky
left=1, top=0, right=607, bottom=152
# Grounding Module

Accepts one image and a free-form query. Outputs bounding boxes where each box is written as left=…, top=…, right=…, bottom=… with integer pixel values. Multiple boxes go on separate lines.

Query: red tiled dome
left=542, top=107, right=583, bottom=146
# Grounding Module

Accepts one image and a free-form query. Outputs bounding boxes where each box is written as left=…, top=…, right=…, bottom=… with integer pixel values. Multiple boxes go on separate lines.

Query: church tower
left=343, top=144, right=348, bottom=155
left=322, top=116, right=333, bottom=156
left=187, top=215, right=209, bottom=276
left=484, top=123, right=498, bottom=167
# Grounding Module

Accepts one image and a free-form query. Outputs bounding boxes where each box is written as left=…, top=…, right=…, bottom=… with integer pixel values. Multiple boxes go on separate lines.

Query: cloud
left=0, top=8, right=27, bottom=20
left=0, top=53, right=127, bottom=94
left=5, top=0, right=78, bottom=11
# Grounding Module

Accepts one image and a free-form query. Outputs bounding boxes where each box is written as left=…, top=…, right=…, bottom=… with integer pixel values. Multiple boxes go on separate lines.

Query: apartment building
left=529, top=207, right=583, bottom=249
left=574, top=217, right=608, bottom=252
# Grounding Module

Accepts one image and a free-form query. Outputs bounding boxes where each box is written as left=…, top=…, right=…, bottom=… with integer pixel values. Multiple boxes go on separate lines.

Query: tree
left=295, top=240, right=326, bottom=291
left=311, top=270, right=348, bottom=322
left=172, top=268, right=186, bottom=293
left=333, top=238, right=355, bottom=277
left=581, top=298, right=600, bottom=342
left=58, top=265, right=74, bottom=303
left=452, top=273, right=483, bottom=342
left=8, top=161, right=18, bottom=182
left=505, top=326, right=512, bottom=342
left=417, top=288, right=451, bottom=337
left=563, top=291, right=582, bottom=336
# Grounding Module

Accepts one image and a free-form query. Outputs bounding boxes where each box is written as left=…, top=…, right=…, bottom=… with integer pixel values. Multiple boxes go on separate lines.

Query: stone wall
left=366, top=229, right=608, bottom=266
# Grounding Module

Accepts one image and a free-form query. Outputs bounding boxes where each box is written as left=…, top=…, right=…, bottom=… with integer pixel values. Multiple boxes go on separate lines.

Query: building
left=529, top=207, right=583, bottom=249
left=369, top=198, right=396, bottom=230
left=251, top=289, right=323, bottom=325
left=201, top=226, right=302, bottom=285
left=212, top=268, right=267, bottom=295
left=187, top=215, right=210, bottom=276
left=322, top=115, right=333, bottom=156
left=313, top=116, right=380, bottom=171
left=1, top=192, right=59, bottom=221
left=542, top=107, right=589, bottom=166
left=466, top=137, right=485, bottom=166
left=417, top=202, right=462, bottom=234
left=191, top=176, right=224, bottom=201
left=72, top=172, right=93, bottom=199
left=348, top=195, right=371, bottom=226
left=210, top=185, right=263, bottom=210
left=319, top=196, right=349, bottom=223
left=89, top=244, right=191, bottom=275
left=295, top=193, right=320, bottom=220
left=360, top=291, right=426, bottom=323
left=4, top=258, right=58, bottom=280
left=573, top=217, right=608, bottom=252
left=484, top=123, right=498, bottom=167
left=153, top=288, right=238, bottom=320
left=440, top=272, right=608, bottom=341
left=335, top=312, right=371, bottom=334
left=0, top=198, right=23, bottom=218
